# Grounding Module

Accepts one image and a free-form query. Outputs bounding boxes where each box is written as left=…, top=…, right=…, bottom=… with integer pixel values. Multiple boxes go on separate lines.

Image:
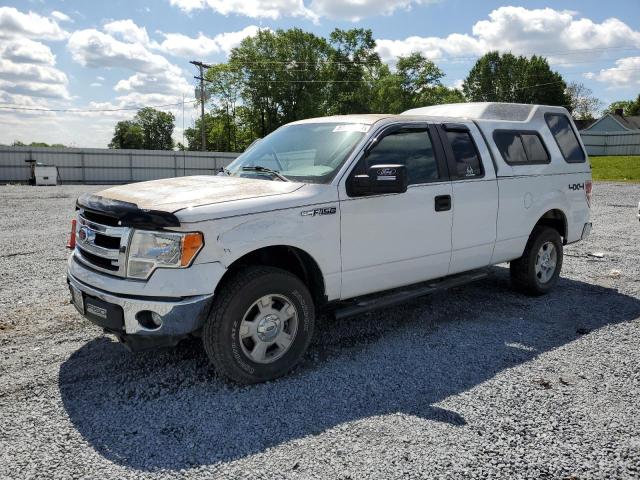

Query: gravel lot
left=1, top=182, right=639, bottom=479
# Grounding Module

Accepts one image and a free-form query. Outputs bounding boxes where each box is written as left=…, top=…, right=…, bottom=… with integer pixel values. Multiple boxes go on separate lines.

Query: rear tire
left=510, top=226, right=563, bottom=296
left=203, top=266, right=315, bottom=384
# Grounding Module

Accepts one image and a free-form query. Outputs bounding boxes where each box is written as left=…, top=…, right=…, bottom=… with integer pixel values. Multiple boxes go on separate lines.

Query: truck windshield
left=225, top=123, right=369, bottom=184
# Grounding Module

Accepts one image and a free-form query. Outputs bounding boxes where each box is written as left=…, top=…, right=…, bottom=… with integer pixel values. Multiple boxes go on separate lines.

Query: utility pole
left=190, top=60, right=209, bottom=151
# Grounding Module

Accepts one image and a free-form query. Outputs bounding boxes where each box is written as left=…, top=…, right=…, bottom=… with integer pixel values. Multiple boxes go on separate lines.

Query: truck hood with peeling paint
left=95, top=175, right=304, bottom=213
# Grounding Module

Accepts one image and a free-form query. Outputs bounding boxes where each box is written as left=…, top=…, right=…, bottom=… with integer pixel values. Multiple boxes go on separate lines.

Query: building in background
left=579, top=109, right=640, bottom=156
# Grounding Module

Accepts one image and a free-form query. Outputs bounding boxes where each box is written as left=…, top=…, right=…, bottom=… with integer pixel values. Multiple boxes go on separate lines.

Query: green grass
left=589, top=156, right=640, bottom=183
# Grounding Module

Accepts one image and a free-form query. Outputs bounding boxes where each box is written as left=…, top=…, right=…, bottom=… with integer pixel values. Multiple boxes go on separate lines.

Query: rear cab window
left=493, top=131, right=550, bottom=165
left=544, top=113, right=586, bottom=163
left=441, top=126, right=484, bottom=179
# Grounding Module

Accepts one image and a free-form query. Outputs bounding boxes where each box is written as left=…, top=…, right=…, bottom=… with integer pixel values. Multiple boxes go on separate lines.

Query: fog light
left=136, top=310, right=163, bottom=330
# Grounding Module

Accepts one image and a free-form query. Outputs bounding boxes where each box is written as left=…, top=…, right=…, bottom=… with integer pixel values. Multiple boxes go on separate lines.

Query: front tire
left=510, top=226, right=563, bottom=296
left=203, top=266, right=315, bottom=384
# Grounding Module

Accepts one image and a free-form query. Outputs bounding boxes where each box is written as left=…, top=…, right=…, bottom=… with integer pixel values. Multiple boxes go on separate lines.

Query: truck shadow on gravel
left=58, top=268, right=640, bottom=471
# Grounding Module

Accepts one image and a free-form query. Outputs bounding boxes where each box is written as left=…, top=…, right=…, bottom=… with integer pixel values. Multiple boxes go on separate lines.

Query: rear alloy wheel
left=510, top=226, right=563, bottom=295
left=203, top=266, right=315, bottom=384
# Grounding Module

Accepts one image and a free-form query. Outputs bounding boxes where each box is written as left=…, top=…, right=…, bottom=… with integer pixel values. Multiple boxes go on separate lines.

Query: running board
left=332, top=269, right=489, bottom=320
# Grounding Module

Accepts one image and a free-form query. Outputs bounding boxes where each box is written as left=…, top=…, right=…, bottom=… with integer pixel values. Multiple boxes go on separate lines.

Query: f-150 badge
left=301, top=206, right=337, bottom=217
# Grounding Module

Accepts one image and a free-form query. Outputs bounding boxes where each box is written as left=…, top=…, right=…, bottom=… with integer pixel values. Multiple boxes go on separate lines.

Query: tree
left=229, top=28, right=333, bottom=137
left=326, top=28, right=382, bottom=115
left=134, top=107, right=175, bottom=150
left=204, top=64, right=244, bottom=151
left=462, top=51, right=569, bottom=107
left=565, top=82, right=601, bottom=120
left=369, top=53, right=461, bottom=113
left=184, top=108, right=253, bottom=152
left=11, top=141, right=67, bottom=147
left=108, top=120, right=144, bottom=149
left=604, top=94, right=640, bottom=116
left=109, top=108, right=175, bottom=150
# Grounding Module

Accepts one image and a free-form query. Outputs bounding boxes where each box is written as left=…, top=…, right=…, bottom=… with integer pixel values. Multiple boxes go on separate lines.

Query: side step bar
left=332, top=269, right=489, bottom=320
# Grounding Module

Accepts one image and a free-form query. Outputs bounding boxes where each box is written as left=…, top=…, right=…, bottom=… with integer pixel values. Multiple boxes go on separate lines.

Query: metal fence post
left=129, top=152, right=133, bottom=182
left=80, top=152, right=86, bottom=184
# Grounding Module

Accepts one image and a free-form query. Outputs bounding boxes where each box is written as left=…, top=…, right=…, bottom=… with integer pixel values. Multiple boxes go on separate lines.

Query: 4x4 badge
left=301, top=206, right=337, bottom=217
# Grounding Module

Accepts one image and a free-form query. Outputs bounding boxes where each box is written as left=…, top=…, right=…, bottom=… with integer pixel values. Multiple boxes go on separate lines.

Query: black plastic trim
left=76, top=193, right=180, bottom=229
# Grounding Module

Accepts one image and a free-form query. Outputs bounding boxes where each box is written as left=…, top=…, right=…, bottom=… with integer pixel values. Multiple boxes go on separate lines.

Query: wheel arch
left=534, top=209, right=568, bottom=244
left=215, top=245, right=327, bottom=305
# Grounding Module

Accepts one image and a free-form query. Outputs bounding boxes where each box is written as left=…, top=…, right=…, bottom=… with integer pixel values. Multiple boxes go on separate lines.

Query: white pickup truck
left=67, top=102, right=592, bottom=384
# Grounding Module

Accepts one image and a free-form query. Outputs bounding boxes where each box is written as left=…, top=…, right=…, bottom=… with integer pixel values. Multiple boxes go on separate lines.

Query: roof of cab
left=287, top=103, right=571, bottom=128
left=402, top=102, right=569, bottom=122
left=287, top=113, right=472, bottom=127
left=289, top=114, right=394, bottom=125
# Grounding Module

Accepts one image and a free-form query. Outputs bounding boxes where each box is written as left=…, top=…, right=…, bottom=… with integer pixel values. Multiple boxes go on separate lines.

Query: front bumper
left=67, top=272, right=214, bottom=347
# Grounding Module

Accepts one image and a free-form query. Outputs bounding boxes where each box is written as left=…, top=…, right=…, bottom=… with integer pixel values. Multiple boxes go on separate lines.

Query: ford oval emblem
left=78, top=227, right=95, bottom=243
left=377, top=168, right=396, bottom=176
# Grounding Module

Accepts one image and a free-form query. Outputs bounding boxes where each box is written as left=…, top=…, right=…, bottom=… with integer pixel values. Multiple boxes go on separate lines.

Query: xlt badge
left=301, top=206, right=337, bottom=217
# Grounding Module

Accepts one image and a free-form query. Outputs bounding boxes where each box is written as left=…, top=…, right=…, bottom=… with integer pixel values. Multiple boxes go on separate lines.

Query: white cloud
left=376, top=6, right=640, bottom=67
left=0, top=38, right=56, bottom=65
left=51, top=11, right=72, bottom=23
left=0, top=78, right=69, bottom=100
left=309, top=0, right=435, bottom=22
left=0, top=6, right=68, bottom=40
left=114, top=69, right=191, bottom=96
left=104, top=19, right=152, bottom=46
left=68, top=29, right=171, bottom=73
left=158, top=25, right=261, bottom=58
left=169, top=0, right=440, bottom=21
left=0, top=8, right=70, bottom=101
left=377, top=33, right=483, bottom=63
left=589, top=56, right=640, bottom=88
left=90, top=82, right=102, bottom=87
left=169, top=0, right=316, bottom=21
left=67, top=21, right=192, bottom=107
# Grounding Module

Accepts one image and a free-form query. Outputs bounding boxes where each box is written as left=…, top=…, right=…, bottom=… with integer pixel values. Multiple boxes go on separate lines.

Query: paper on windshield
left=332, top=124, right=370, bottom=133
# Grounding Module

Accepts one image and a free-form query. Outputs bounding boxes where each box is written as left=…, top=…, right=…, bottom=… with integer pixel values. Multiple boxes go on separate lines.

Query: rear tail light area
left=66, top=219, right=76, bottom=249
left=585, top=180, right=593, bottom=208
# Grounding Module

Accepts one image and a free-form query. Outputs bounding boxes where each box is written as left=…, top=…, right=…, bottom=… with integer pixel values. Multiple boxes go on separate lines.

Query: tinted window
left=494, top=132, right=527, bottom=164
left=545, top=113, right=586, bottom=163
left=521, top=134, right=549, bottom=163
left=366, top=129, right=439, bottom=185
left=494, top=131, right=549, bottom=165
left=446, top=131, right=482, bottom=178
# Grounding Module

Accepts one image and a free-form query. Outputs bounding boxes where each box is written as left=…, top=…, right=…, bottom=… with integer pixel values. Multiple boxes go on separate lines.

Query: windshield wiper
left=241, top=166, right=289, bottom=182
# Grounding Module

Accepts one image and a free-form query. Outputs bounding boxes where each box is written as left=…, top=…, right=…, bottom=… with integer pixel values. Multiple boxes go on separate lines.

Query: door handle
left=434, top=195, right=451, bottom=212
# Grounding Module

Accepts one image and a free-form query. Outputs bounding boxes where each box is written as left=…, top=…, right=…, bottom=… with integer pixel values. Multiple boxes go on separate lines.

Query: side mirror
left=349, top=164, right=408, bottom=196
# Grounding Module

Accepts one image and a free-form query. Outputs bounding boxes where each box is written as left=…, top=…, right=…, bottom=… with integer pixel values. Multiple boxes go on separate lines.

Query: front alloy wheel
left=239, top=294, right=299, bottom=364
left=203, top=266, right=315, bottom=384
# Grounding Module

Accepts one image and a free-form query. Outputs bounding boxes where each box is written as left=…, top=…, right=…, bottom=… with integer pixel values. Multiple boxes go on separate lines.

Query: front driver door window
left=362, top=128, right=440, bottom=185
left=339, top=124, right=454, bottom=299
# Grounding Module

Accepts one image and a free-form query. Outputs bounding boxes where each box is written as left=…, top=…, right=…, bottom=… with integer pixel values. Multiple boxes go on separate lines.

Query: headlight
left=127, top=230, right=204, bottom=279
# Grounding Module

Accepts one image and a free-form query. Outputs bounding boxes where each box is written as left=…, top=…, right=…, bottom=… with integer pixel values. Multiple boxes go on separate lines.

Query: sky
left=0, top=0, right=639, bottom=147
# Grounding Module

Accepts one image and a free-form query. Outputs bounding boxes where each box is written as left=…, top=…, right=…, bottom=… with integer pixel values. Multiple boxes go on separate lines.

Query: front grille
left=81, top=209, right=121, bottom=227
left=75, top=210, right=131, bottom=277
